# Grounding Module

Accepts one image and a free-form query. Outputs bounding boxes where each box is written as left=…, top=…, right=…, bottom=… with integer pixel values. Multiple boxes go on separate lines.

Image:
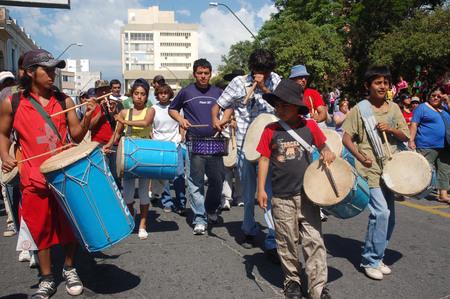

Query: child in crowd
left=256, top=79, right=335, bottom=299
left=104, top=79, right=152, bottom=240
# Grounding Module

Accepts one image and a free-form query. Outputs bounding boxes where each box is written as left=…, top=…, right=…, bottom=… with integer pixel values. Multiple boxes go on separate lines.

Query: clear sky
left=7, top=0, right=277, bottom=81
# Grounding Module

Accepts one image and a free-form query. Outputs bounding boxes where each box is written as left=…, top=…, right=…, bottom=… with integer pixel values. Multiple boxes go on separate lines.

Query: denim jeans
left=186, top=150, right=225, bottom=225
left=160, top=146, right=186, bottom=210
left=237, top=149, right=276, bottom=250
left=361, top=186, right=395, bottom=268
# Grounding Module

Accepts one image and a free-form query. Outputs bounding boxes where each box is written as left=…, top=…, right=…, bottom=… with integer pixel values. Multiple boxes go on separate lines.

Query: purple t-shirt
left=170, top=83, right=222, bottom=137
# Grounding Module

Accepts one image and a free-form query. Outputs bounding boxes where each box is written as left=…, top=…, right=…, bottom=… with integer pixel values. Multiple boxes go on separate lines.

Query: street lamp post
left=161, top=65, right=179, bottom=88
left=209, top=2, right=257, bottom=39
left=56, top=42, right=83, bottom=59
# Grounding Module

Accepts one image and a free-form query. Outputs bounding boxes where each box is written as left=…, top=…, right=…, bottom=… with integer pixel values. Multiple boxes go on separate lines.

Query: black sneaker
left=321, top=286, right=332, bottom=299
left=241, top=235, right=256, bottom=249
left=265, top=248, right=281, bottom=264
left=62, top=267, right=83, bottom=296
left=284, top=281, right=302, bottom=299
left=31, top=280, right=57, bottom=299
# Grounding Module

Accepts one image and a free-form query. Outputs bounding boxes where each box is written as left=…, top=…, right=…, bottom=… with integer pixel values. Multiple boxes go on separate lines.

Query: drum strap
left=27, top=96, right=63, bottom=141
left=357, top=100, right=385, bottom=159
left=278, top=120, right=314, bottom=154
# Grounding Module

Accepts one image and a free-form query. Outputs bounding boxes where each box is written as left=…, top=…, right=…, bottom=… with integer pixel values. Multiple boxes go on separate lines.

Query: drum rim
left=382, top=150, right=433, bottom=196
left=303, top=157, right=356, bottom=207
left=322, top=128, right=343, bottom=156
left=243, top=113, right=279, bottom=162
left=40, top=142, right=99, bottom=174
left=223, top=136, right=237, bottom=168
left=0, top=166, right=18, bottom=184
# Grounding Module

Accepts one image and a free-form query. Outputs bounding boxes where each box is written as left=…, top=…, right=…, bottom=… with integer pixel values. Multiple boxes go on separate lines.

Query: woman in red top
left=0, top=49, right=95, bottom=299
left=399, top=94, right=413, bottom=126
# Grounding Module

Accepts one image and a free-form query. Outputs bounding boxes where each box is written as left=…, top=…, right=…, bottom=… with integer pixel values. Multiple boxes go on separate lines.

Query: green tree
left=217, top=41, right=256, bottom=78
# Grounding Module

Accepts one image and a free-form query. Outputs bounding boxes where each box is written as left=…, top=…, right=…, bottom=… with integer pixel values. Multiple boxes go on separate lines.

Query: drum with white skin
left=243, top=113, right=279, bottom=162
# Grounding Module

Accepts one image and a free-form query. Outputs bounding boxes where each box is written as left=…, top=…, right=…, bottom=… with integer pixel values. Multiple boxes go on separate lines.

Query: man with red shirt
left=289, top=65, right=328, bottom=128
left=0, top=49, right=95, bottom=299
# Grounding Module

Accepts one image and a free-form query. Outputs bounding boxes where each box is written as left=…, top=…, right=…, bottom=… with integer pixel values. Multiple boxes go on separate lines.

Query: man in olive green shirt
left=342, top=66, right=409, bottom=281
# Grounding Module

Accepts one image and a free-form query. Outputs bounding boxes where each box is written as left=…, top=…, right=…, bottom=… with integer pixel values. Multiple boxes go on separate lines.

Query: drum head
left=0, top=144, right=18, bottom=184
left=382, top=151, right=432, bottom=196
left=223, top=136, right=237, bottom=167
left=304, top=157, right=355, bottom=206
left=40, top=142, right=99, bottom=174
left=116, top=138, right=125, bottom=178
left=322, top=128, right=343, bottom=156
left=243, top=113, right=279, bottom=162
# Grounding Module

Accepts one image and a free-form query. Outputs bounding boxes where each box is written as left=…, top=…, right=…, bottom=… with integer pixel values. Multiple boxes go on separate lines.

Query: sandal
left=437, top=197, right=450, bottom=204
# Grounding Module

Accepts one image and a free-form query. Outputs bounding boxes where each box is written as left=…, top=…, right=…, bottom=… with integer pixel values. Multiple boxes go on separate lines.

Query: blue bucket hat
left=289, top=65, right=310, bottom=79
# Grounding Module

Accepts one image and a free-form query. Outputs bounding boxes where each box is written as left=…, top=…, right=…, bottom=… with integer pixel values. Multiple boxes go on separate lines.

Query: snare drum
left=117, top=137, right=178, bottom=179
left=304, top=157, right=370, bottom=219
left=40, top=142, right=134, bottom=252
left=382, top=151, right=434, bottom=198
left=190, top=135, right=228, bottom=156
left=243, top=114, right=279, bottom=162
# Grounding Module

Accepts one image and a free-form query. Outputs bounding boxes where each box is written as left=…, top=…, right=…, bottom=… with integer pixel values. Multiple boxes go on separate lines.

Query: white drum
left=321, top=128, right=343, bottom=157
left=243, top=114, right=279, bottom=162
left=223, top=134, right=237, bottom=168
left=0, top=144, right=19, bottom=184
left=382, top=151, right=434, bottom=198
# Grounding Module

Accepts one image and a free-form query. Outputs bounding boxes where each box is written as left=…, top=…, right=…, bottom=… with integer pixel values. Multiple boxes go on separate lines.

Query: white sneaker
left=18, top=250, right=31, bottom=262
left=138, top=229, right=148, bottom=240
left=29, top=251, right=39, bottom=268
left=221, top=199, right=231, bottom=211
left=379, top=261, right=392, bottom=275
left=364, top=267, right=383, bottom=280
left=3, top=223, right=17, bottom=237
left=62, top=267, right=83, bottom=296
left=193, top=223, right=206, bottom=235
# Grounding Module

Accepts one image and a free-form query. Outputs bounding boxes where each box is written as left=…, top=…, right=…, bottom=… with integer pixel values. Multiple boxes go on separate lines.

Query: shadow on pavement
left=243, top=252, right=284, bottom=290
left=1, top=295, right=28, bottom=299
left=145, top=210, right=179, bottom=233
left=324, top=234, right=403, bottom=270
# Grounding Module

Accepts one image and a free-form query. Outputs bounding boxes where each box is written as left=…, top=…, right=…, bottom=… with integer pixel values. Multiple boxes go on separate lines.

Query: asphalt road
left=0, top=195, right=449, bottom=299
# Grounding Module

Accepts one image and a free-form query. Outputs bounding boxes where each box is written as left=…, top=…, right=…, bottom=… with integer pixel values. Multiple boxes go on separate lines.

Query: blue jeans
left=161, top=146, right=186, bottom=210
left=361, top=187, right=395, bottom=268
left=186, top=150, right=225, bottom=226
left=237, top=149, right=276, bottom=250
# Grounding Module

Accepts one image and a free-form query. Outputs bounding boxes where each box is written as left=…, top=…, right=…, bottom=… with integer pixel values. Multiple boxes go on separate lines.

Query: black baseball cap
left=263, top=79, right=309, bottom=115
left=22, top=49, right=66, bottom=69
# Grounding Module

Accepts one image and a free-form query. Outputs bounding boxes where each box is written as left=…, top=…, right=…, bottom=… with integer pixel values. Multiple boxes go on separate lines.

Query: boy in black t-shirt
left=256, top=79, right=335, bottom=299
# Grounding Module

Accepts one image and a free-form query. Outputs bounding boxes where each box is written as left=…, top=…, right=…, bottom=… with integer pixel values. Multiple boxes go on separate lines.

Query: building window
left=160, top=32, right=191, bottom=38
left=130, top=32, right=153, bottom=41
left=160, top=42, right=191, bottom=48
left=160, top=52, right=191, bottom=58
left=161, top=62, right=191, bottom=69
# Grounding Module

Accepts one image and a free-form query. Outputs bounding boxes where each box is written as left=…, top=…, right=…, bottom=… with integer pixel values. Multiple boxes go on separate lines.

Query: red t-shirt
left=257, top=117, right=326, bottom=197
left=402, top=109, right=413, bottom=125
left=90, top=105, right=113, bottom=144
left=12, top=92, right=68, bottom=189
left=303, top=88, right=325, bottom=115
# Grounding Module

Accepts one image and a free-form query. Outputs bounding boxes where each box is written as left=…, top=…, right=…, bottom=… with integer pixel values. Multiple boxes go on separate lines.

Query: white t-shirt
left=152, top=102, right=181, bottom=144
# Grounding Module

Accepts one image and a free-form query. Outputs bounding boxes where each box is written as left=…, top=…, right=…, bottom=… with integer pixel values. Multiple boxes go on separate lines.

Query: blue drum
left=117, top=137, right=178, bottom=179
left=304, top=157, right=369, bottom=219
left=40, top=142, right=134, bottom=252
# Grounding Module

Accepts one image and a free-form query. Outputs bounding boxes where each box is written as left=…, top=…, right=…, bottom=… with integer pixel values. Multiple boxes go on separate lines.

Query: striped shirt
left=216, top=72, right=281, bottom=148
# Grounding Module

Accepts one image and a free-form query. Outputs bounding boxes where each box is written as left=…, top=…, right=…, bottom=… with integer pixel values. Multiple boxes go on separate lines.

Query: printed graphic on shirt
left=274, top=139, right=304, bottom=163
left=36, top=123, right=59, bottom=151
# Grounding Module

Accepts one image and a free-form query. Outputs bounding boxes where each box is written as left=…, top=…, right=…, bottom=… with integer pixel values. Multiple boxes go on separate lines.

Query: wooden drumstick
left=243, top=82, right=257, bottom=105
left=382, top=131, right=392, bottom=159
left=50, top=92, right=113, bottom=118
left=17, top=143, right=74, bottom=164
left=324, top=161, right=340, bottom=197
left=309, top=96, right=316, bottom=116
left=190, top=124, right=210, bottom=128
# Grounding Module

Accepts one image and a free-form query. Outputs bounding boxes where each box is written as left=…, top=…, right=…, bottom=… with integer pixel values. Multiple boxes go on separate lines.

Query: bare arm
left=0, top=100, right=16, bottom=172
left=408, top=122, right=418, bottom=149
left=257, top=156, right=270, bottom=209
left=66, top=97, right=95, bottom=143
left=211, top=103, right=222, bottom=131
left=169, top=109, right=191, bottom=130
left=342, top=132, right=372, bottom=168
left=313, top=105, right=328, bottom=122
left=119, top=107, right=155, bottom=128
left=88, top=105, right=102, bottom=129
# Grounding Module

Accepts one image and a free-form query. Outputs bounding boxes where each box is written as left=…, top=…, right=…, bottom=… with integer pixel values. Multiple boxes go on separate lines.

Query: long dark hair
left=18, top=66, right=37, bottom=97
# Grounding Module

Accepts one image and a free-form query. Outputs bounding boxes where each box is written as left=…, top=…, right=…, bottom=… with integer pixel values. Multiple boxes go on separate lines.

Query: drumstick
left=50, top=92, right=113, bottom=118
left=309, top=96, right=316, bottom=115
left=17, top=143, right=74, bottom=164
left=243, top=82, right=257, bottom=105
left=382, top=131, right=392, bottom=159
left=190, top=124, right=210, bottom=128
left=324, top=161, right=340, bottom=197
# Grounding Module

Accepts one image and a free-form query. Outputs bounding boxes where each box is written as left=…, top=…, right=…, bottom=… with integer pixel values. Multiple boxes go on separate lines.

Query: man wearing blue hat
left=289, top=65, right=328, bottom=128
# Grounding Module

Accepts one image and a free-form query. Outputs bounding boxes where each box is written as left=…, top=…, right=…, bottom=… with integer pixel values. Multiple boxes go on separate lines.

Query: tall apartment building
left=61, top=59, right=101, bottom=99
left=121, top=6, right=199, bottom=92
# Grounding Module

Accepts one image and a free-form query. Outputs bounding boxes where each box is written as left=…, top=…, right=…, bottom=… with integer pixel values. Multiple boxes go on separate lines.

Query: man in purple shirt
left=169, top=58, right=225, bottom=235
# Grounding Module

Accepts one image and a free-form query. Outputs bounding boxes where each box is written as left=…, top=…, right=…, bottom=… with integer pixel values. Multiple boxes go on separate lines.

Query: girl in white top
left=150, top=85, right=186, bottom=213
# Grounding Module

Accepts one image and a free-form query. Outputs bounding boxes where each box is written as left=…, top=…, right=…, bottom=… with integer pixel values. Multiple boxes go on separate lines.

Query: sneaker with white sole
left=29, top=251, right=39, bottom=268
left=31, top=280, right=57, bottom=299
left=3, top=222, right=17, bottom=237
left=138, top=229, right=148, bottom=240
left=221, top=199, right=231, bottom=211
left=18, top=250, right=31, bottom=262
left=379, top=261, right=392, bottom=275
left=62, top=268, right=83, bottom=296
left=193, top=223, right=206, bottom=235
left=364, top=266, right=383, bottom=280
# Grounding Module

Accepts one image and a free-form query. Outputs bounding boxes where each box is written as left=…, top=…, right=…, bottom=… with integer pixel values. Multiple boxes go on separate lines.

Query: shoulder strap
left=27, top=96, right=62, bottom=141
left=278, top=120, right=314, bottom=153
left=357, top=100, right=385, bottom=159
left=126, top=108, right=133, bottom=136
left=11, top=92, right=21, bottom=119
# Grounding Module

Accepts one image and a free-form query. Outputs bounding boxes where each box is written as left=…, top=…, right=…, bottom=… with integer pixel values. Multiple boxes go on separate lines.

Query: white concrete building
left=61, top=59, right=101, bottom=98
left=0, top=7, right=37, bottom=73
left=121, top=6, right=198, bottom=92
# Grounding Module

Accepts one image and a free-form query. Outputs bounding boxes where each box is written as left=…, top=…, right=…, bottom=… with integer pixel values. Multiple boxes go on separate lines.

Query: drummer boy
left=256, top=79, right=335, bottom=299
left=342, top=66, right=409, bottom=280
